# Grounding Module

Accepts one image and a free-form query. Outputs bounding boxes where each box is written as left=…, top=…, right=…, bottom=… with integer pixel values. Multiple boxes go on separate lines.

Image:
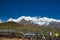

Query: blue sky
left=0, top=0, right=60, bottom=21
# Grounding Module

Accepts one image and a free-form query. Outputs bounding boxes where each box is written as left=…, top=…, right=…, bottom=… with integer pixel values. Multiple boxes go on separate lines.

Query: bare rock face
left=48, top=21, right=60, bottom=30
left=18, top=18, right=40, bottom=27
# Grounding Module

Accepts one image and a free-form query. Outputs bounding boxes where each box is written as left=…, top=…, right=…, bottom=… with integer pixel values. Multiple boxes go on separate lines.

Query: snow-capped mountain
left=7, top=16, right=60, bottom=26
left=7, top=18, right=17, bottom=22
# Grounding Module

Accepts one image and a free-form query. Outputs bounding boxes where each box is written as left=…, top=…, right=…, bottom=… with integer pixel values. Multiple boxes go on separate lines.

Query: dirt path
left=0, top=38, right=23, bottom=40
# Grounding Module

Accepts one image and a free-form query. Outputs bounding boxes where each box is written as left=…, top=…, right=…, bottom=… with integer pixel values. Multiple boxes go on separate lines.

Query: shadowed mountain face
left=48, top=21, right=60, bottom=30
left=18, top=19, right=60, bottom=30
left=18, top=19, right=40, bottom=27
left=0, top=22, right=23, bottom=30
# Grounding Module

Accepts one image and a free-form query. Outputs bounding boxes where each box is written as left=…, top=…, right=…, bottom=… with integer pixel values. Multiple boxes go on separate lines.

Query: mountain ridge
left=7, top=16, right=60, bottom=26
left=0, top=16, right=60, bottom=29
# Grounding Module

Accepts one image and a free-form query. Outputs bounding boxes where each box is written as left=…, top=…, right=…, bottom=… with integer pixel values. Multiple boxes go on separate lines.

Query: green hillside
left=0, top=22, right=59, bottom=33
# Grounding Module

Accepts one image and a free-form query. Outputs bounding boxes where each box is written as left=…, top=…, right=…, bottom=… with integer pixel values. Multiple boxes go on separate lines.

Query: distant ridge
left=0, top=16, right=60, bottom=29
left=7, top=16, right=60, bottom=26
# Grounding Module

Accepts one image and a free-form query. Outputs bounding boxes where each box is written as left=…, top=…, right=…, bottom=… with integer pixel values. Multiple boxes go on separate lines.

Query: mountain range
left=0, top=16, right=60, bottom=30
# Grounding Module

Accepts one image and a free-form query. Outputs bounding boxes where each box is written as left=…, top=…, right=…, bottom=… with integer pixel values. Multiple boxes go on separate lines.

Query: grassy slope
left=0, top=22, right=59, bottom=33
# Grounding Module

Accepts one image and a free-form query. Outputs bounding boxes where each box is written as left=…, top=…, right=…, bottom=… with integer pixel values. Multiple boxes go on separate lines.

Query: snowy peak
left=7, top=16, right=60, bottom=26
left=7, top=18, right=17, bottom=22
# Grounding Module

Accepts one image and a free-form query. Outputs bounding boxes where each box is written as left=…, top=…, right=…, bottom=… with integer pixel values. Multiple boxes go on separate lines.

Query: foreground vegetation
left=0, top=22, right=60, bottom=40
left=0, top=22, right=59, bottom=32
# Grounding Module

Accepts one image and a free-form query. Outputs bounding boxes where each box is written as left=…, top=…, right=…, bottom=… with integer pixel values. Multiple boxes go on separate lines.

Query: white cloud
left=0, top=19, right=4, bottom=23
